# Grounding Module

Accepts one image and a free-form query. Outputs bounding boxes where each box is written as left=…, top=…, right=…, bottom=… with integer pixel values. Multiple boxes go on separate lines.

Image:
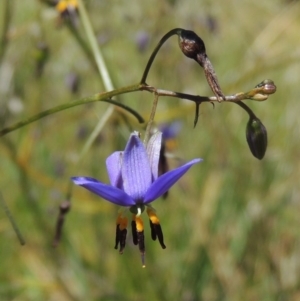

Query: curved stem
left=0, top=83, right=143, bottom=137
left=140, top=28, right=183, bottom=84
left=233, top=101, right=257, bottom=119
left=0, top=191, right=25, bottom=245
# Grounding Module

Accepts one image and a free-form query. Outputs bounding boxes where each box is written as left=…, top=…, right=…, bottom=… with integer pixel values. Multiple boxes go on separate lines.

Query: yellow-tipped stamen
left=119, top=228, right=127, bottom=254
left=147, top=207, right=157, bottom=239
left=135, top=216, right=144, bottom=232
left=116, top=213, right=122, bottom=225
left=138, top=230, right=145, bottom=266
left=149, top=219, right=157, bottom=240
left=147, top=208, right=166, bottom=249
left=119, top=216, right=128, bottom=230
left=147, top=208, right=160, bottom=224
left=56, top=0, right=78, bottom=16
left=56, top=1, right=68, bottom=13
left=114, top=214, right=121, bottom=250
left=118, top=216, right=128, bottom=254
left=131, top=215, right=138, bottom=245
left=115, top=213, right=128, bottom=253
left=135, top=216, right=146, bottom=266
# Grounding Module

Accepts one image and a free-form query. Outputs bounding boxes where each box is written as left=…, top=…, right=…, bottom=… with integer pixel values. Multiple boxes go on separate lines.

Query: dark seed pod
left=178, top=29, right=206, bottom=62
left=246, top=117, right=268, bottom=160
left=178, top=29, right=225, bottom=101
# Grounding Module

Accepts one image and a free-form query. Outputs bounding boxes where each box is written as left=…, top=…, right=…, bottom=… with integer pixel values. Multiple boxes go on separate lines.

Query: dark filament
left=137, top=230, right=145, bottom=253
left=149, top=220, right=166, bottom=249
left=131, top=220, right=138, bottom=245
left=114, top=224, right=121, bottom=250
left=149, top=219, right=157, bottom=240
left=119, top=229, right=127, bottom=254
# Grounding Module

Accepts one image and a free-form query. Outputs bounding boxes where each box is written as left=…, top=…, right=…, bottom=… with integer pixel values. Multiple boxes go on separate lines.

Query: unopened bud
left=246, top=117, right=268, bottom=160
left=255, top=79, right=277, bottom=95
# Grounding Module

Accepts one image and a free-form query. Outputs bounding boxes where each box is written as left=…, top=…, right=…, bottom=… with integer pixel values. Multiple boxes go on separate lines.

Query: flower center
left=129, top=204, right=145, bottom=216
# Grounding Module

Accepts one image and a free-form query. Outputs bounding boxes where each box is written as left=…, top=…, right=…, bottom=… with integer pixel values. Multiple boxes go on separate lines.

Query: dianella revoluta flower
left=72, top=131, right=202, bottom=267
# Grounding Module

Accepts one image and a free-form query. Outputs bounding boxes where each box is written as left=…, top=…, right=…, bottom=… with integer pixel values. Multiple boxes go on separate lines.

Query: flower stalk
left=0, top=191, right=25, bottom=246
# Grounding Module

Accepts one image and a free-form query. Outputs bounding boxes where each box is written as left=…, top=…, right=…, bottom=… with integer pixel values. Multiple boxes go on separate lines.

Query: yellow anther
left=147, top=208, right=160, bottom=225
left=56, top=1, right=68, bottom=12
left=165, top=139, right=177, bottom=151
left=56, top=0, right=78, bottom=13
left=135, top=216, right=144, bottom=232
left=116, top=213, right=122, bottom=225
left=119, top=217, right=128, bottom=230
left=116, top=213, right=128, bottom=230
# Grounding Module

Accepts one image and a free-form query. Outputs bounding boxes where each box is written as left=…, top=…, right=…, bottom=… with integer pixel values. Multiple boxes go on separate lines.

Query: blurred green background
left=0, top=0, right=300, bottom=300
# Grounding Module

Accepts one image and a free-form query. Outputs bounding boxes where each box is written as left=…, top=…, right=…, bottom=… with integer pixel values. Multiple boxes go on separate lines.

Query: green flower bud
left=246, top=117, right=268, bottom=160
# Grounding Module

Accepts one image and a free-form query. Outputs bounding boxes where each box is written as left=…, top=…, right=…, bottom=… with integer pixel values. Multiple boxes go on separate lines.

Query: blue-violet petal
left=122, top=133, right=152, bottom=201
left=106, top=151, right=123, bottom=188
left=71, top=176, right=135, bottom=206
left=143, top=158, right=202, bottom=204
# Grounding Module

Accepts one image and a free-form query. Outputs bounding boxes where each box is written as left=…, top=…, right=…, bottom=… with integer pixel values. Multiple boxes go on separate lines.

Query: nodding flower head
left=72, top=131, right=202, bottom=267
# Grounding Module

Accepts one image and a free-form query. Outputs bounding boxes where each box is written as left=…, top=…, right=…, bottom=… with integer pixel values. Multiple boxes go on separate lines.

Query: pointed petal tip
left=192, top=158, right=203, bottom=164
left=144, top=157, right=203, bottom=204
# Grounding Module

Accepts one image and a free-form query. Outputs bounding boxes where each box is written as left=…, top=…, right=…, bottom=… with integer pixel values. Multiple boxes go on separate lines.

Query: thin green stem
left=73, top=0, right=119, bottom=176
left=0, top=80, right=276, bottom=137
left=0, top=83, right=143, bottom=137
left=233, top=101, right=257, bottom=119
left=77, top=0, right=114, bottom=91
left=140, top=28, right=182, bottom=84
left=0, top=191, right=25, bottom=245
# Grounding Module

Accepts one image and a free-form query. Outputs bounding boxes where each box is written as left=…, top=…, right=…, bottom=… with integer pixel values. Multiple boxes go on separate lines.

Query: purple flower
left=72, top=131, right=201, bottom=266
left=159, top=120, right=182, bottom=140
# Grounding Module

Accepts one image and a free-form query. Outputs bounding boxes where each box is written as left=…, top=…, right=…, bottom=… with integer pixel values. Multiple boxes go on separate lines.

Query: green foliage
left=1, top=0, right=300, bottom=300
